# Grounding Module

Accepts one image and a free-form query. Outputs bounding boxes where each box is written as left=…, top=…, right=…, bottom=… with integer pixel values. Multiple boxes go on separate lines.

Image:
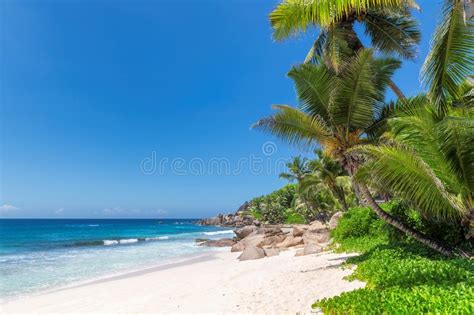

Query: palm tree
left=420, top=0, right=474, bottom=115
left=279, top=156, right=311, bottom=183
left=301, top=150, right=351, bottom=211
left=354, top=94, right=474, bottom=254
left=269, top=0, right=421, bottom=99
left=253, top=49, right=457, bottom=256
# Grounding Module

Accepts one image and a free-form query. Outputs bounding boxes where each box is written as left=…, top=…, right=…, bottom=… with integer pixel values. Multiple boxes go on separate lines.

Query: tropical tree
left=279, top=156, right=311, bottom=183
left=269, top=0, right=421, bottom=99
left=253, top=48, right=461, bottom=256
left=420, top=0, right=474, bottom=115
left=295, top=182, right=340, bottom=221
left=300, top=149, right=352, bottom=211
left=354, top=94, right=474, bottom=252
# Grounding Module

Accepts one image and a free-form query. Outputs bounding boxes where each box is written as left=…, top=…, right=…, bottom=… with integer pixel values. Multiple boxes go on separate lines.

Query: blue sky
left=1, top=0, right=440, bottom=218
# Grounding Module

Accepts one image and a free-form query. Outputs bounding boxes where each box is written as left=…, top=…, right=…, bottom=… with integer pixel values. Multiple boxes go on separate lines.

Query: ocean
left=0, top=219, right=233, bottom=300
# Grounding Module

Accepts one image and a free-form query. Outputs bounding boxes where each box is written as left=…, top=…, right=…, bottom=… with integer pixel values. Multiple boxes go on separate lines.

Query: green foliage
left=332, top=205, right=389, bottom=241
left=420, top=1, right=474, bottom=113
left=269, top=0, right=411, bottom=39
left=315, top=282, right=474, bottom=314
left=253, top=49, right=399, bottom=168
left=333, top=201, right=471, bottom=248
left=247, top=184, right=300, bottom=224
left=284, top=210, right=306, bottom=224
left=314, top=205, right=474, bottom=314
left=355, top=102, right=474, bottom=239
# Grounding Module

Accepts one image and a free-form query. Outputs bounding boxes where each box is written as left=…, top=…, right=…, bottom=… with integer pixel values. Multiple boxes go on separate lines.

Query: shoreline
left=1, top=247, right=226, bottom=304
left=1, top=248, right=365, bottom=313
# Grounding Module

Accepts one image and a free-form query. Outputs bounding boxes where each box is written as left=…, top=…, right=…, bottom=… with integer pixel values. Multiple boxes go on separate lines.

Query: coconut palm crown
left=270, top=0, right=421, bottom=100
left=253, top=49, right=400, bottom=176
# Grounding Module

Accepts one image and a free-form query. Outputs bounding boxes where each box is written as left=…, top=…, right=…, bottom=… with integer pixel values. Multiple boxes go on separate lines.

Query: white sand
left=1, top=249, right=365, bottom=314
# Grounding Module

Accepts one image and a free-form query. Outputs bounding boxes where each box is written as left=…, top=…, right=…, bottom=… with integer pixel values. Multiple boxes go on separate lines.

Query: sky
left=1, top=0, right=441, bottom=218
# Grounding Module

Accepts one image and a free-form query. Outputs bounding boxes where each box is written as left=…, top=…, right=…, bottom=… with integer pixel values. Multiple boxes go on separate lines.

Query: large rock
left=261, top=234, right=286, bottom=247
left=292, top=225, right=308, bottom=237
left=276, top=235, right=304, bottom=248
left=202, top=216, right=222, bottom=226
left=302, top=229, right=330, bottom=245
left=235, top=225, right=258, bottom=239
left=263, top=247, right=280, bottom=257
left=309, top=220, right=327, bottom=232
left=199, top=238, right=235, bottom=247
left=256, top=227, right=283, bottom=235
left=241, top=232, right=265, bottom=248
left=238, top=245, right=265, bottom=261
left=295, top=244, right=323, bottom=256
left=303, top=243, right=323, bottom=255
left=242, top=215, right=255, bottom=225
left=231, top=241, right=245, bottom=252
left=328, top=211, right=344, bottom=230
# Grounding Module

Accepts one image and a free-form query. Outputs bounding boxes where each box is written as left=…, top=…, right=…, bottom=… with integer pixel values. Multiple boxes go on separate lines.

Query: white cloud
left=0, top=204, right=20, bottom=214
left=54, top=208, right=65, bottom=214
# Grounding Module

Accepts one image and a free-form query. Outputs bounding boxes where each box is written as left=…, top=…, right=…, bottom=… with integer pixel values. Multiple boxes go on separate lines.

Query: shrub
left=284, top=210, right=306, bottom=224
left=314, top=241, right=474, bottom=314
left=247, top=184, right=299, bottom=224
left=332, top=206, right=385, bottom=241
left=314, top=204, right=474, bottom=314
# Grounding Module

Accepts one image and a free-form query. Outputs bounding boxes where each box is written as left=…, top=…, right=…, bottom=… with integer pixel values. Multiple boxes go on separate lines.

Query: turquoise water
left=0, top=219, right=233, bottom=299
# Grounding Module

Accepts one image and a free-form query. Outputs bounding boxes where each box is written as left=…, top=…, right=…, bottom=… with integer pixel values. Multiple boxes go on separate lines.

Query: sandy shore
left=1, top=249, right=364, bottom=314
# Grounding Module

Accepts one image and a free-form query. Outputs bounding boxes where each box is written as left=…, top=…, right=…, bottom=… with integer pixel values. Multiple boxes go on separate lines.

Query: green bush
left=247, top=184, right=301, bottom=224
left=313, top=204, right=474, bottom=314
left=332, top=206, right=386, bottom=241
left=284, top=210, right=306, bottom=224
left=314, top=241, right=474, bottom=314
left=386, top=200, right=467, bottom=246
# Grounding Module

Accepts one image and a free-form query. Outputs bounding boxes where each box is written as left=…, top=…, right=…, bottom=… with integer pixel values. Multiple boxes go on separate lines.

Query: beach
left=1, top=249, right=364, bottom=313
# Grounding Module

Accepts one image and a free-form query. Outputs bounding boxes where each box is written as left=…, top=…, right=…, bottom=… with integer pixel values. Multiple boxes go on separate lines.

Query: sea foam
left=203, top=230, right=234, bottom=236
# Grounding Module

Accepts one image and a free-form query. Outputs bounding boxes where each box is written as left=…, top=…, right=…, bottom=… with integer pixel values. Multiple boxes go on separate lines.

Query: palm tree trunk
left=388, top=79, right=406, bottom=100
left=332, top=185, right=348, bottom=211
left=358, top=184, right=456, bottom=257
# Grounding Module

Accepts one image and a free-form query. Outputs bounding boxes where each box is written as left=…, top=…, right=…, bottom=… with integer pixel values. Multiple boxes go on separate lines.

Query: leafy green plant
left=247, top=184, right=299, bottom=224
left=314, top=205, right=474, bottom=314
left=284, top=210, right=306, bottom=224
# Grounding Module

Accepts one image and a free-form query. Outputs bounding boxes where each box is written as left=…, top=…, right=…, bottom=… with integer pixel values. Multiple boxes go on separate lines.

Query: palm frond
left=437, top=114, right=474, bottom=192
left=386, top=102, right=470, bottom=197
left=355, top=144, right=466, bottom=220
left=270, top=0, right=416, bottom=40
left=288, top=63, right=334, bottom=121
left=420, top=1, right=474, bottom=114
left=279, top=172, right=297, bottom=182
left=372, top=56, right=402, bottom=101
left=324, top=26, right=354, bottom=72
left=304, top=31, right=327, bottom=64
left=331, top=49, right=379, bottom=135
left=252, top=105, right=332, bottom=149
left=299, top=173, right=323, bottom=193
left=366, top=94, right=425, bottom=140
left=453, top=79, right=474, bottom=108
left=363, top=10, right=421, bottom=59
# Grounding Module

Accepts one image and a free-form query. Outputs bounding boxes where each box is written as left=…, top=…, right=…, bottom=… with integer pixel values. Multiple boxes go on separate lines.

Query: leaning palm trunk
left=358, top=184, right=462, bottom=257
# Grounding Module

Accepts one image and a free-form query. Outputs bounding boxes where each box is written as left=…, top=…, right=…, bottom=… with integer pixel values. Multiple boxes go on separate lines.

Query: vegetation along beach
left=1, top=0, right=473, bottom=314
